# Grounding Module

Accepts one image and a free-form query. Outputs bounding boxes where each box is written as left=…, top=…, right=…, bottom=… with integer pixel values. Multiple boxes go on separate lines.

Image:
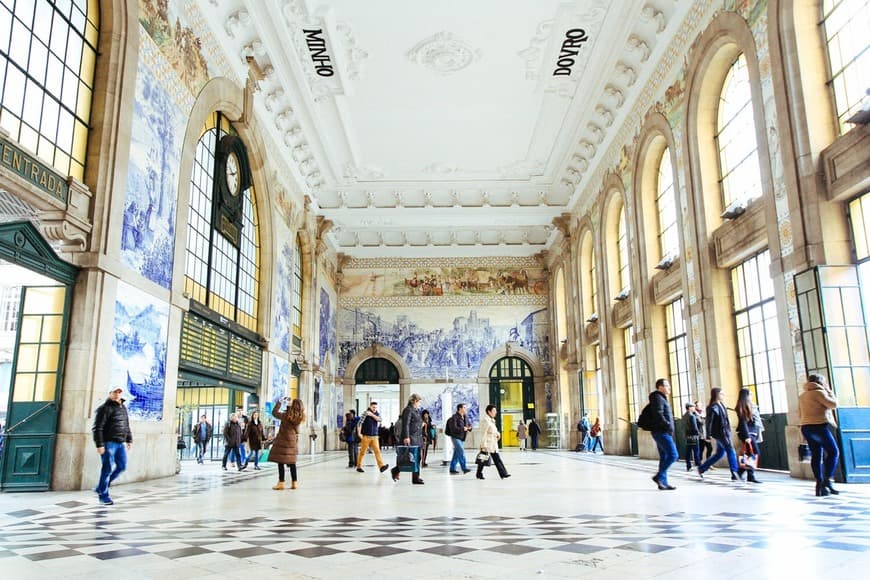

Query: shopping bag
left=396, top=445, right=420, bottom=472
left=260, top=449, right=269, bottom=462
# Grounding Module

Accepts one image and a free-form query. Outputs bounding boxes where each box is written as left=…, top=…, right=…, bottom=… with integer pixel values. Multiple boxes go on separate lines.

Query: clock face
left=226, top=152, right=240, bottom=196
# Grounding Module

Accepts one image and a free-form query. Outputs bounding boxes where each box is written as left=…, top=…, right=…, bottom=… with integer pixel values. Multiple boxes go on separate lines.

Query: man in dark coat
left=649, top=378, right=677, bottom=490
left=528, top=417, right=541, bottom=450
left=447, top=403, right=472, bottom=474
left=391, top=393, right=425, bottom=484
left=192, top=414, right=212, bottom=464
left=92, top=386, right=133, bottom=505
left=221, top=414, right=246, bottom=472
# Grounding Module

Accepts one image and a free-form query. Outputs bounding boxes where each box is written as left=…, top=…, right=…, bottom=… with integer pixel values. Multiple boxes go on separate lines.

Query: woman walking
left=697, top=387, right=740, bottom=481
left=516, top=419, right=527, bottom=451
left=589, top=418, right=604, bottom=453
left=270, top=397, right=305, bottom=490
left=391, top=394, right=425, bottom=484
left=244, top=410, right=265, bottom=470
left=735, top=387, right=763, bottom=483
left=799, top=374, right=840, bottom=496
left=477, top=405, right=511, bottom=480
left=421, top=409, right=434, bottom=467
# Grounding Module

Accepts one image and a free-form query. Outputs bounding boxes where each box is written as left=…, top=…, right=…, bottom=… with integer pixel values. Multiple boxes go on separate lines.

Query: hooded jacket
left=799, top=381, right=838, bottom=426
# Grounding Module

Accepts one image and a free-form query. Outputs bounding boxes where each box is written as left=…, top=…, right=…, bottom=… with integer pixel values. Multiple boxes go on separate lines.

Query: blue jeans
left=801, top=424, right=839, bottom=481
left=685, top=442, right=701, bottom=469
left=222, top=445, right=242, bottom=469
left=450, top=437, right=468, bottom=472
left=651, top=432, right=678, bottom=485
left=699, top=437, right=738, bottom=473
left=246, top=448, right=260, bottom=467
left=96, top=441, right=127, bottom=500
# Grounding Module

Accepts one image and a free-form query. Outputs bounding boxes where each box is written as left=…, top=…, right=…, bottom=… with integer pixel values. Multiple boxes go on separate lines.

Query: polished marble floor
left=0, top=450, right=868, bottom=579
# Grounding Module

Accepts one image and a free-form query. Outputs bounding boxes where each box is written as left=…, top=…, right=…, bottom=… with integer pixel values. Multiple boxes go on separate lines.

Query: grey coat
left=399, top=404, right=424, bottom=447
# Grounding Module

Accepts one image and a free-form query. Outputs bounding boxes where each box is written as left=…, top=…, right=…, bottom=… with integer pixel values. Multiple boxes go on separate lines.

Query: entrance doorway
left=175, top=380, right=257, bottom=462
left=353, top=357, right=401, bottom=437
left=488, top=357, right=534, bottom=447
left=0, top=222, right=78, bottom=492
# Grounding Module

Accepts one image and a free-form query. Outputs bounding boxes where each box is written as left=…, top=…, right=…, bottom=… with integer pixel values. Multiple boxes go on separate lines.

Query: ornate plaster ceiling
left=198, top=0, right=693, bottom=258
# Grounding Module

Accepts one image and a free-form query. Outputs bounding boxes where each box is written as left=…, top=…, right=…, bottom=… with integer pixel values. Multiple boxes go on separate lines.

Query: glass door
left=0, top=285, right=69, bottom=490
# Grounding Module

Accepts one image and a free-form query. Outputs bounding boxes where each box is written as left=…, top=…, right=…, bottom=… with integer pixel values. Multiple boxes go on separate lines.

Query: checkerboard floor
left=1, top=450, right=868, bottom=579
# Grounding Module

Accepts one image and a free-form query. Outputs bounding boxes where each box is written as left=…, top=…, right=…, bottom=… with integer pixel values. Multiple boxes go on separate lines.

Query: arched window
left=292, top=236, right=303, bottom=345
left=579, top=231, right=596, bottom=322
left=716, top=54, right=762, bottom=209
left=183, top=112, right=260, bottom=332
left=821, top=0, right=869, bottom=133
left=656, top=147, right=679, bottom=259
left=624, top=326, right=638, bottom=421
left=617, top=207, right=630, bottom=294
left=0, top=0, right=98, bottom=180
left=666, top=297, right=691, bottom=411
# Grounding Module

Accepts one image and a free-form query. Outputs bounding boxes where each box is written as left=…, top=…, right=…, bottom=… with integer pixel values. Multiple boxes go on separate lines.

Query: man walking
left=221, top=414, right=246, bottom=472
left=356, top=401, right=389, bottom=474
left=192, top=414, right=212, bottom=464
left=577, top=412, right=591, bottom=451
left=528, top=417, right=541, bottom=450
left=649, top=378, right=678, bottom=490
left=93, top=386, right=133, bottom=505
left=447, top=403, right=472, bottom=474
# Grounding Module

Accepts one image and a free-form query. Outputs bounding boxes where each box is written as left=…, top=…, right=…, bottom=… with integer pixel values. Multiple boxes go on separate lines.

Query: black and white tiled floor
left=1, top=451, right=868, bottom=579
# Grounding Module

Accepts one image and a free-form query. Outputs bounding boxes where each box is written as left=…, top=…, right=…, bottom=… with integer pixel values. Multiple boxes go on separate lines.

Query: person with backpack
left=588, top=417, right=604, bottom=453
left=355, top=401, right=390, bottom=475
left=446, top=403, right=472, bottom=474
left=640, top=378, right=678, bottom=490
left=342, top=410, right=360, bottom=468
left=577, top=413, right=591, bottom=451
left=683, top=402, right=702, bottom=472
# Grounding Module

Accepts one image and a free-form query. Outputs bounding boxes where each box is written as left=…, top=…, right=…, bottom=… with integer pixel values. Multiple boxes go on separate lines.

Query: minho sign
left=0, top=135, right=68, bottom=202
left=303, top=28, right=335, bottom=77
left=553, top=28, right=589, bottom=77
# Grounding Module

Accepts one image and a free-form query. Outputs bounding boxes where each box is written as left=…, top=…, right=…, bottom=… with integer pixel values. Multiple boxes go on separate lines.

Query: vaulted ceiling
left=199, top=0, right=693, bottom=258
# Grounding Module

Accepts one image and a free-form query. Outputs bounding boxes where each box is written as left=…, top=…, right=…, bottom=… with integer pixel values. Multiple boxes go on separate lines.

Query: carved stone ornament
left=407, top=31, right=482, bottom=75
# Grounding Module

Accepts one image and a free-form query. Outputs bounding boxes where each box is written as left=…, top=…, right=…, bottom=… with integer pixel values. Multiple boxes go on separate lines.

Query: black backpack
left=637, top=403, right=655, bottom=431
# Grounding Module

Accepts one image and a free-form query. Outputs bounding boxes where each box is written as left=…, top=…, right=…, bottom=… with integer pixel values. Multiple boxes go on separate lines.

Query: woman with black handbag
left=735, top=388, right=763, bottom=483
left=477, top=405, right=510, bottom=480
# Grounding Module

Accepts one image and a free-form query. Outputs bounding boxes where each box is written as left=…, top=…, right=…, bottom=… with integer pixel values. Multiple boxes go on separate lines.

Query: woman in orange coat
left=270, top=397, right=306, bottom=490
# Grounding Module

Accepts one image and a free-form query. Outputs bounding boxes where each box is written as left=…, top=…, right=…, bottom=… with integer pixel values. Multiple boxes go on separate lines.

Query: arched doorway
left=354, top=357, right=401, bottom=426
left=0, top=222, right=78, bottom=491
left=488, top=357, right=534, bottom=447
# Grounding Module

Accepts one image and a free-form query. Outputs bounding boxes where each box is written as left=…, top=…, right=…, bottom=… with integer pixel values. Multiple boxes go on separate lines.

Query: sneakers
left=99, top=496, right=114, bottom=505
left=253, top=466, right=261, bottom=470
left=379, top=464, right=389, bottom=473
left=449, top=470, right=460, bottom=475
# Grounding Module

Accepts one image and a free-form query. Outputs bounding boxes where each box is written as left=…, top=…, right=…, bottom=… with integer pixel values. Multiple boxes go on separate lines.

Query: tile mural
left=338, top=305, right=550, bottom=379
left=120, top=59, right=183, bottom=289
left=319, top=287, right=336, bottom=368
left=272, top=240, right=294, bottom=354
left=111, top=282, right=169, bottom=421
left=415, top=383, right=480, bottom=427
left=270, top=354, right=290, bottom=404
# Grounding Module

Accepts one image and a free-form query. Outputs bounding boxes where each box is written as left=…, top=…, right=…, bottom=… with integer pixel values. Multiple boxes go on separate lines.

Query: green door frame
left=488, top=357, right=535, bottom=445
left=0, top=222, right=78, bottom=492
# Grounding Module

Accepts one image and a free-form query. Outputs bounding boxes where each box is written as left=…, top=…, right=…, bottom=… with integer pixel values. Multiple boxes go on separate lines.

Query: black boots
left=824, top=479, right=839, bottom=495
left=815, top=479, right=840, bottom=496
left=746, top=471, right=761, bottom=484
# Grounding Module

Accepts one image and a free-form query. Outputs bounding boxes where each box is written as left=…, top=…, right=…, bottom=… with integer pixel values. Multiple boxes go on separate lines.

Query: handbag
left=476, top=450, right=492, bottom=466
left=177, top=437, right=187, bottom=450
left=739, top=440, right=758, bottom=470
left=798, top=442, right=812, bottom=463
left=396, top=445, right=420, bottom=473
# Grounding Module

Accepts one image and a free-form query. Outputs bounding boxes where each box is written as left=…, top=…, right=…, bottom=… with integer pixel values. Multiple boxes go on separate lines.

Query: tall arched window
left=579, top=231, right=596, bottom=322
left=716, top=54, right=762, bottom=209
left=617, top=207, right=630, bottom=293
left=821, top=0, right=869, bottom=133
left=0, top=0, right=98, bottom=180
left=656, top=147, right=679, bottom=259
left=292, top=236, right=303, bottom=345
left=184, top=112, right=260, bottom=332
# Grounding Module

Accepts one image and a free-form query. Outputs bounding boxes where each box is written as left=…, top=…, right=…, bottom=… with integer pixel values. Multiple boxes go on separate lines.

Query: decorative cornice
left=342, top=255, right=543, bottom=270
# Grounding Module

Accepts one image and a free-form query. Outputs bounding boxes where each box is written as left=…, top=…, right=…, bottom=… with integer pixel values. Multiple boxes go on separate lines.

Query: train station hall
left=0, top=0, right=867, bottom=578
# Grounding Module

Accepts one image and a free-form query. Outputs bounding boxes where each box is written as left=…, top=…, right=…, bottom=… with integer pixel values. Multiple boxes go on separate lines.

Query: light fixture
left=614, top=288, right=630, bottom=301
left=586, top=313, right=599, bottom=323
left=720, top=198, right=748, bottom=220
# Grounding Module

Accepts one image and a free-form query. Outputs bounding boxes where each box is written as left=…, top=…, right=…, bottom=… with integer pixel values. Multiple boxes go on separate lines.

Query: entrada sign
left=0, top=135, right=68, bottom=202
left=303, top=28, right=335, bottom=77
left=553, top=28, right=590, bottom=76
